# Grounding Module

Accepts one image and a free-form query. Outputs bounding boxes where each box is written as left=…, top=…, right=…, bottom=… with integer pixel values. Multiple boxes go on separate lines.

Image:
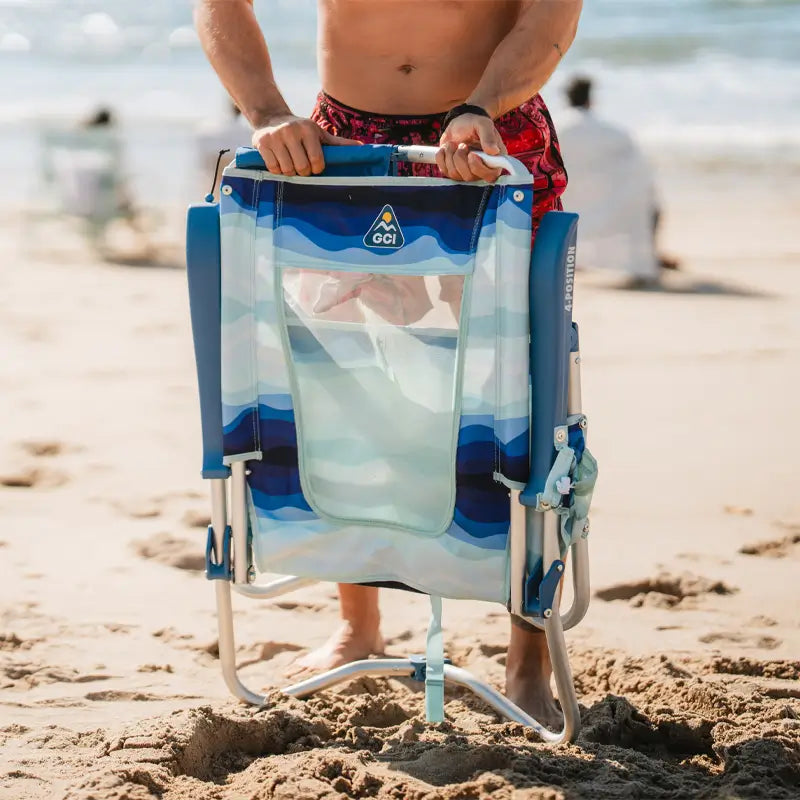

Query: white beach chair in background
left=186, top=144, right=597, bottom=743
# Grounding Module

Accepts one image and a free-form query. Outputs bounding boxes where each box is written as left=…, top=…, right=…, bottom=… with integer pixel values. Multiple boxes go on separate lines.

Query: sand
left=1, top=166, right=799, bottom=799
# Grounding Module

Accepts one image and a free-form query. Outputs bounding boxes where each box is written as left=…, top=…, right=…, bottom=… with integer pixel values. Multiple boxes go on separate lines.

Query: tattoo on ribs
left=553, top=42, right=564, bottom=59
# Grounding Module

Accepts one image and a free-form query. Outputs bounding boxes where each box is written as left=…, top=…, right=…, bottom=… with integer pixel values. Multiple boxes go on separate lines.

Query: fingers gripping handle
left=396, top=145, right=529, bottom=178
left=234, top=144, right=529, bottom=178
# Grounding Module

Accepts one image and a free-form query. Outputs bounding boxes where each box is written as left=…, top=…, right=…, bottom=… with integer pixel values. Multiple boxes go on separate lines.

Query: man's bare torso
left=319, top=0, right=522, bottom=114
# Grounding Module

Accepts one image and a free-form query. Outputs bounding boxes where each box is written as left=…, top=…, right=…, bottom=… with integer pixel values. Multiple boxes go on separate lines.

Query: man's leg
left=653, top=207, right=680, bottom=271
left=289, top=584, right=384, bottom=676
left=505, top=615, right=561, bottom=728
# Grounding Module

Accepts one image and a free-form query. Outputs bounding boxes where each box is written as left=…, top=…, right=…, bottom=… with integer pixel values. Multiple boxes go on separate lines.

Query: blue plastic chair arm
left=186, top=202, right=230, bottom=480
left=520, top=211, right=579, bottom=506
left=234, top=144, right=394, bottom=177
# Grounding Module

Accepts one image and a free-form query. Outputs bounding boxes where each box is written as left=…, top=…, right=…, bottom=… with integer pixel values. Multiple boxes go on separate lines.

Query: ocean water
left=2, top=0, right=799, bottom=207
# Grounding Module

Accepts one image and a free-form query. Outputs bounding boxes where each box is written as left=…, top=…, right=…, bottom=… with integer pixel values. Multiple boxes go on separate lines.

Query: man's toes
left=283, top=664, right=308, bottom=681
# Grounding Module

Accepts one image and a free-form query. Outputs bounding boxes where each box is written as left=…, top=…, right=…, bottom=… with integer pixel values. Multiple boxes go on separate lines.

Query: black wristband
left=442, top=103, right=491, bottom=129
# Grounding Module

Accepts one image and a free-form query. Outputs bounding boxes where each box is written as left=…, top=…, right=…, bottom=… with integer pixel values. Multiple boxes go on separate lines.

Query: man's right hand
left=252, top=115, right=361, bottom=177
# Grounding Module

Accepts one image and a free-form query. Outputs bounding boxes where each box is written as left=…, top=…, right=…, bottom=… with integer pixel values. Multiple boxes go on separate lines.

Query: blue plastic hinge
left=205, top=525, right=232, bottom=581
left=408, top=655, right=453, bottom=683
left=523, top=560, right=565, bottom=618
left=570, top=322, right=580, bottom=353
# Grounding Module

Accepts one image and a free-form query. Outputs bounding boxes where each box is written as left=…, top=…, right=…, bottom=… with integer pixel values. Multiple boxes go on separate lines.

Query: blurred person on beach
left=557, top=76, right=678, bottom=288
left=196, top=0, right=582, bottom=727
left=44, top=106, right=146, bottom=253
left=195, top=99, right=251, bottom=198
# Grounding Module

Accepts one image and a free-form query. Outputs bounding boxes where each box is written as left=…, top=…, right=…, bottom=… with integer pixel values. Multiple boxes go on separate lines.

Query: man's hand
left=437, top=113, right=507, bottom=182
left=252, top=114, right=361, bottom=177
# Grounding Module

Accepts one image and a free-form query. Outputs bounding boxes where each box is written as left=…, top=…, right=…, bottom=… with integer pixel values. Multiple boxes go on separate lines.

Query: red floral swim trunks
left=312, top=91, right=568, bottom=237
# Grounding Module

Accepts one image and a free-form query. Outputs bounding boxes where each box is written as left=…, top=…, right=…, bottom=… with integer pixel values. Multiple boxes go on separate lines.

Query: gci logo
left=363, top=204, right=405, bottom=249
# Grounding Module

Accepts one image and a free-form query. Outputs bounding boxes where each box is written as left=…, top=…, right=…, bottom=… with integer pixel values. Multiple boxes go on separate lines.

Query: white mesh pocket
left=280, top=267, right=466, bottom=534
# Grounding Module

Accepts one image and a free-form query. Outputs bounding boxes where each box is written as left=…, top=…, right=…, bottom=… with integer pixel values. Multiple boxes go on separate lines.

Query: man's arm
left=195, top=0, right=289, bottom=128
left=469, top=0, right=582, bottom=119
left=438, top=0, right=582, bottom=182
left=195, top=0, right=357, bottom=176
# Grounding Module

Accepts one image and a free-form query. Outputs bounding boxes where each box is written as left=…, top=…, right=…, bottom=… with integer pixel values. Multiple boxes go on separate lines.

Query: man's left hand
left=437, top=113, right=507, bottom=182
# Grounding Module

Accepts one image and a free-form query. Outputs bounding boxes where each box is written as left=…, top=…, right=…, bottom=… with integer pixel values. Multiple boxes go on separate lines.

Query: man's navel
left=397, top=63, right=417, bottom=76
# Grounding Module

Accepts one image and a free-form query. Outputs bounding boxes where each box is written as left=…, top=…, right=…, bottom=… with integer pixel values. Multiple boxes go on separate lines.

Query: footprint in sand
left=84, top=689, right=200, bottom=702
left=676, top=552, right=732, bottom=566
left=151, top=627, right=194, bottom=643
left=112, top=499, right=162, bottom=519
left=442, top=640, right=504, bottom=668
left=237, top=641, right=304, bottom=668
left=594, top=572, right=736, bottom=609
left=699, top=631, right=782, bottom=651
left=1, top=660, right=114, bottom=689
left=111, top=491, right=206, bottom=522
left=0, top=466, right=68, bottom=489
left=739, top=522, right=800, bottom=559
left=0, top=633, right=38, bottom=651
left=133, top=533, right=205, bottom=572
left=103, top=622, right=137, bottom=634
left=150, top=630, right=219, bottom=662
left=19, top=440, right=68, bottom=458
left=723, top=505, right=754, bottom=517
left=272, top=600, right=327, bottom=612
left=137, top=664, right=174, bottom=673
left=707, top=655, right=800, bottom=680
left=384, top=629, right=414, bottom=646
left=0, top=440, right=74, bottom=489
left=182, top=508, right=211, bottom=528
left=744, top=615, right=778, bottom=628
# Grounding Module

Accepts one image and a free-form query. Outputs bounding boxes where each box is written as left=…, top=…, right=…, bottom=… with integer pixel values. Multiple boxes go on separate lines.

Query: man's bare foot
left=505, top=617, right=562, bottom=730
left=286, top=584, right=384, bottom=680
left=286, top=622, right=384, bottom=679
left=505, top=668, right=562, bottom=730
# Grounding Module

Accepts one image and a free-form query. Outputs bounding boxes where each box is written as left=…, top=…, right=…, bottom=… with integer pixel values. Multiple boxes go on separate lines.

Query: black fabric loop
left=207, top=148, right=231, bottom=201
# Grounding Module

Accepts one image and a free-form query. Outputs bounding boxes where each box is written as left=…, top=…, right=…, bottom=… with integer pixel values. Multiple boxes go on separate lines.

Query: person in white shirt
left=557, top=76, right=678, bottom=287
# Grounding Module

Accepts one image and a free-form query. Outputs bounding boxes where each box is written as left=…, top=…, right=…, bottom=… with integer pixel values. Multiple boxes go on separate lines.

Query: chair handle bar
left=395, top=145, right=529, bottom=178
left=233, top=145, right=529, bottom=179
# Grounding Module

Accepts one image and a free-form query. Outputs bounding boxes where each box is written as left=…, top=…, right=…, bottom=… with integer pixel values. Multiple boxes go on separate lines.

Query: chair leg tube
left=283, top=658, right=417, bottom=698
left=230, top=462, right=249, bottom=584
left=543, top=604, right=581, bottom=742
left=442, top=665, right=558, bottom=741
left=542, top=512, right=581, bottom=741
left=510, top=509, right=582, bottom=738
left=210, top=475, right=267, bottom=705
left=559, top=537, right=590, bottom=630
left=232, top=575, right=317, bottom=599
left=215, top=580, right=267, bottom=705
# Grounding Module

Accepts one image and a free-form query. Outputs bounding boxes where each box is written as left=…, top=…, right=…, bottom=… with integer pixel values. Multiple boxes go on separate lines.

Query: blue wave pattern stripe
left=277, top=183, right=490, bottom=268
left=218, top=166, right=533, bottom=602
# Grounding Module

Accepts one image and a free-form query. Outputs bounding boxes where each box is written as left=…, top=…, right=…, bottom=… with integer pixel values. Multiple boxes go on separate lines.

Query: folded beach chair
left=186, top=144, right=597, bottom=744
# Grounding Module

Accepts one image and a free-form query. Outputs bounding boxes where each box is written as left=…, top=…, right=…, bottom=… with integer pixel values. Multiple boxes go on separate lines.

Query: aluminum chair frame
left=187, top=146, right=591, bottom=745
